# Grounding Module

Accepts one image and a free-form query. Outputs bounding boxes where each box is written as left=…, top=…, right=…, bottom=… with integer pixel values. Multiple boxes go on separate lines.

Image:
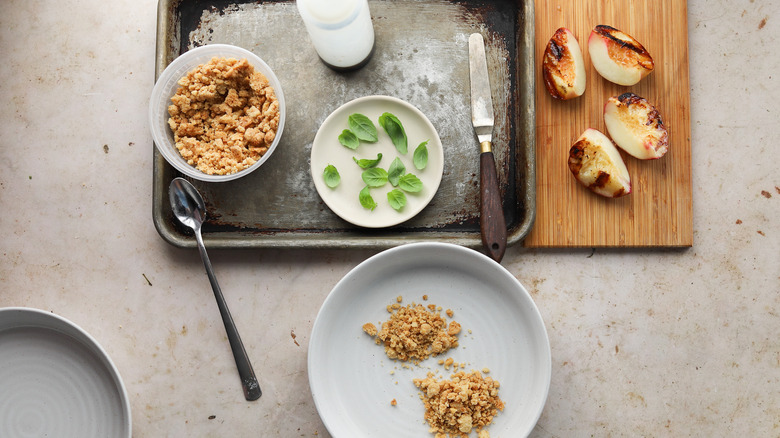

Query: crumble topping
left=167, top=56, right=279, bottom=175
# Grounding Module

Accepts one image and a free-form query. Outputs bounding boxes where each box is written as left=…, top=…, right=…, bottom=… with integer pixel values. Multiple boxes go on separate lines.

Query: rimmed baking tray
left=152, top=0, right=535, bottom=249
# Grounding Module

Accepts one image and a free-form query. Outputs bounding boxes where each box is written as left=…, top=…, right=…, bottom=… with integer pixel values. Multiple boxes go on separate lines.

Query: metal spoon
left=169, top=177, right=261, bottom=401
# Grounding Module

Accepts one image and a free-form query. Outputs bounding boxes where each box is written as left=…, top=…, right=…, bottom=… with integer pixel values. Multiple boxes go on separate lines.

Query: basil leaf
left=399, top=173, right=423, bottom=193
left=387, top=189, right=407, bottom=211
left=361, top=167, right=388, bottom=188
left=359, top=186, right=377, bottom=211
left=348, top=113, right=378, bottom=142
left=378, top=112, right=408, bottom=154
left=338, top=129, right=360, bottom=150
left=387, top=157, right=405, bottom=187
left=323, top=164, right=340, bottom=188
left=352, top=153, right=383, bottom=169
left=413, top=140, right=429, bottom=170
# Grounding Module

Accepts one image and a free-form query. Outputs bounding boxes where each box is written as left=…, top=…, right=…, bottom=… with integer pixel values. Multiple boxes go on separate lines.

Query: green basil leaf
left=361, top=167, right=388, bottom=188
left=378, top=112, right=407, bottom=154
left=338, top=129, right=360, bottom=150
left=399, top=173, right=423, bottom=193
left=352, top=153, right=383, bottom=169
left=322, top=164, right=340, bottom=188
left=387, top=189, right=407, bottom=211
left=413, top=140, right=429, bottom=170
left=348, top=113, right=378, bottom=142
left=359, top=186, right=377, bottom=211
left=387, top=157, right=405, bottom=187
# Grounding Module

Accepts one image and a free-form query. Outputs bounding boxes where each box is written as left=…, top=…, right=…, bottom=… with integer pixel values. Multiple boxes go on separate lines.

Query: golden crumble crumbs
left=413, top=370, right=504, bottom=438
left=362, top=322, right=378, bottom=337
left=362, top=296, right=503, bottom=438
left=438, top=357, right=468, bottom=371
left=167, top=56, right=280, bottom=175
left=365, top=298, right=461, bottom=363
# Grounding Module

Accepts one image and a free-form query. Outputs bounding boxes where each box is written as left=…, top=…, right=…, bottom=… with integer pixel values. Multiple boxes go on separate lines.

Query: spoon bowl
left=169, top=178, right=206, bottom=231
left=168, top=177, right=261, bottom=401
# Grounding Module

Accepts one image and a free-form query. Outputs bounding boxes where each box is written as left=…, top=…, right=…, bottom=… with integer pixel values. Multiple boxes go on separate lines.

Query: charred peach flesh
left=542, top=28, right=586, bottom=100
left=604, top=92, right=669, bottom=160
left=588, top=25, right=654, bottom=86
left=568, top=128, right=631, bottom=198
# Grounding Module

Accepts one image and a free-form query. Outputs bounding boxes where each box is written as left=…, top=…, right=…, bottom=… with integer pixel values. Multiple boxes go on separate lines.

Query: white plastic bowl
left=149, top=44, right=285, bottom=182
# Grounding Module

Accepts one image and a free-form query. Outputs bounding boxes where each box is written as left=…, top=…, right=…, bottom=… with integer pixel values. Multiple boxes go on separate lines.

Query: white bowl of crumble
left=149, top=44, right=285, bottom=182
left=308, top=243, right=551, bottom=437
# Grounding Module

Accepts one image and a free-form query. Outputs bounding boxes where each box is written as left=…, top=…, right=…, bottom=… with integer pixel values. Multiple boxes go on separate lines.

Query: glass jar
left=296, top=0, right=375, bottom=71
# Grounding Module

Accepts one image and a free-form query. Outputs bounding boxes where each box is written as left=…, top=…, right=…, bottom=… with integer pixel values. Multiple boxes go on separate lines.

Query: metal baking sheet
left=153, top=0, right=535, bottom=249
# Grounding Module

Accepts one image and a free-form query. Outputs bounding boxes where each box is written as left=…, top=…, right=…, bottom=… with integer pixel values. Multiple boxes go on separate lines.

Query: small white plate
left=308, top=243, right=551, bottom=437
left=310, top=96, right=444, bottom=228
left=0, top=308, right=131, bottom=438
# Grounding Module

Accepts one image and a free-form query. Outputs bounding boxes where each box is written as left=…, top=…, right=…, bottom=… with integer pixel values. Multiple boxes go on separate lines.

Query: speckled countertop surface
left=1, top=0, right=778, bottom=436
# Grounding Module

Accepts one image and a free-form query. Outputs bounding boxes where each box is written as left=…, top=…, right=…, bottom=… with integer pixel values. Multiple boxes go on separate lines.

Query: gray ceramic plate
left=308, top=243, right=550, bottom=437
left=0, top=308, right=131, bottom=437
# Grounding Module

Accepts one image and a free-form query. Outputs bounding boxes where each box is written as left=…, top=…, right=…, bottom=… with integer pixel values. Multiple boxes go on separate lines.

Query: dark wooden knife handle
left=480, top=151, right=507, bottom=262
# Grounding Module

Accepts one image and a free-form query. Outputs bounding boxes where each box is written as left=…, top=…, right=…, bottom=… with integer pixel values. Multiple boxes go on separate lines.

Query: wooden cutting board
left=524, top=0, right=692, bottom=247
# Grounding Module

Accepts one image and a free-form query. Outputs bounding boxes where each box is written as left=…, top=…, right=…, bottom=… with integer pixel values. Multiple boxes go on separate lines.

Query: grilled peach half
left=604, top=93, right=669, bottom=160
left=542, top=27, right=586, bottom=100
left=588, top=25, right=654, bottom=86
left=569, top=128, right=631, bottom=198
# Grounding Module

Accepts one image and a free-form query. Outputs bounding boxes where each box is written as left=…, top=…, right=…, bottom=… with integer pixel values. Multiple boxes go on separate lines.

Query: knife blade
left=468, top=32, right=507, bottom=263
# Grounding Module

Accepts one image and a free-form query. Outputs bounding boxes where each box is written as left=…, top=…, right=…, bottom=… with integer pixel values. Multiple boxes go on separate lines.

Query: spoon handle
left=195, top=229, right=262, bottom=401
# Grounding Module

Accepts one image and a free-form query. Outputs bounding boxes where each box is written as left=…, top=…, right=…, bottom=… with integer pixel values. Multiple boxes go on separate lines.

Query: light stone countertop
left=1, top=1, right=778, bottom=437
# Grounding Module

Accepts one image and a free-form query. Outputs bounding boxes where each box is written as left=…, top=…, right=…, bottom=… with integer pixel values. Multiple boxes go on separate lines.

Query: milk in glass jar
left=296, top=0, right=375, bottom=71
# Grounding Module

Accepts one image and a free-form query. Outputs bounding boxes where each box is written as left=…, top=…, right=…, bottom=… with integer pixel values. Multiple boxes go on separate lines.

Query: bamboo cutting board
left=524, top=0, right=693, bottom=247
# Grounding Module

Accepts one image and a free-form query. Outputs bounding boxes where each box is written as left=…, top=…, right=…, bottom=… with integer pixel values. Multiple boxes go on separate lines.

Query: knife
left=469, top=33, right=507, bottom=262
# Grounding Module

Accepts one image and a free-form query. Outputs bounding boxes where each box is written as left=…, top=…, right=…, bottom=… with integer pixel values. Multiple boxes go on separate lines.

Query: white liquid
left=297, top=0, right=375, bottom=69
